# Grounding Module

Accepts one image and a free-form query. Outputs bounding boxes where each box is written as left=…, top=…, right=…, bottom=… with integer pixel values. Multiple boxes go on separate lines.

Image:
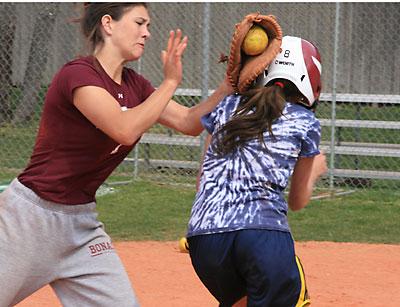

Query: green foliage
left=0, top=124, right=37, bottom=170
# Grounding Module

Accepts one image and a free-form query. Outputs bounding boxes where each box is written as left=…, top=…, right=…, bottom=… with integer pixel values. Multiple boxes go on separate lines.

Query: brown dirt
left=16, top=241, right=400, bottom=307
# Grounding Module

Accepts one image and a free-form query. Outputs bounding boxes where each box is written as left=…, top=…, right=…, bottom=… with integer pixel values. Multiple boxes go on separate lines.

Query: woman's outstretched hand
left=161, top=29, right=188, bottom=87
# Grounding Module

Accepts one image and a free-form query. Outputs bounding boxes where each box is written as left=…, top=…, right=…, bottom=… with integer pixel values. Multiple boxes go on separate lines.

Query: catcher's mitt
left=224, top=13, right=283, bottom=93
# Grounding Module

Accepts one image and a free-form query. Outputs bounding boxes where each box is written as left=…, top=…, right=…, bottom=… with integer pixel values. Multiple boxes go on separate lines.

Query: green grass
left=289, top=189, right=400, bottom=244
left=97, top=180, right=195, bottom=241
left=94, top=180, right=400, bottom=244
left=317, top=102, right=400, bottom=122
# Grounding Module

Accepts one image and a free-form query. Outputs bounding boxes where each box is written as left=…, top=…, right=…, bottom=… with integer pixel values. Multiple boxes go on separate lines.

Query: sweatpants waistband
left=9, top=178, right=97, bottom=215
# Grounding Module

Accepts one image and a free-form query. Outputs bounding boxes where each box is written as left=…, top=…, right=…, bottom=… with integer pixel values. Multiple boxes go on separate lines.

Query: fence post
left=133, top=58, right=142, bottom=180
left=199, top=2, right=211, bottom=163
left=329, top=2, right=341, bottom=190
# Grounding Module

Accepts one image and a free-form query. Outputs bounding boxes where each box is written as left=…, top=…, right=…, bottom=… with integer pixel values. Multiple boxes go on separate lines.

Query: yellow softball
left=242, top=25, right=269, bottom=56
left=178, top=237, right=189, bottom=253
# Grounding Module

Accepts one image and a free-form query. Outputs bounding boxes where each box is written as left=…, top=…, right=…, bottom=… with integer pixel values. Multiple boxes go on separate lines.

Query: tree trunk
left=12, top=3, right=59, bottom=124
left=0, top=3, right=17, bottom=124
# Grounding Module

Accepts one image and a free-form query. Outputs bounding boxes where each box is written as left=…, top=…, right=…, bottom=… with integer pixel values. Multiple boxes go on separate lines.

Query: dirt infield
left=17, top=241, right=400, bottom=307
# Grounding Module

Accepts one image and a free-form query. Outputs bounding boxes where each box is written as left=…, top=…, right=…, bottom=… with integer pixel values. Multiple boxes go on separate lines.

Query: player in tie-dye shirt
left=187, top=36, right=328, bottom=307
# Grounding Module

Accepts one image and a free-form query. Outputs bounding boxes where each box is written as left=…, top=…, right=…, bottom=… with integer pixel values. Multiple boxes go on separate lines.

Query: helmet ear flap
left=301, top=39, right=322, bottom=104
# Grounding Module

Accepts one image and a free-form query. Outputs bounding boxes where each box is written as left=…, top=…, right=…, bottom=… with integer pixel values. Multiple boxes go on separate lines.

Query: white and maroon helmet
left=257, top=35, right=322, bottom=107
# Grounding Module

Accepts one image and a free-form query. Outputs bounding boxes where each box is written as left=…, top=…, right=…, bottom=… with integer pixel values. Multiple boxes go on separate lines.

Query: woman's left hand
left=161, top=29, right=188, bottom=88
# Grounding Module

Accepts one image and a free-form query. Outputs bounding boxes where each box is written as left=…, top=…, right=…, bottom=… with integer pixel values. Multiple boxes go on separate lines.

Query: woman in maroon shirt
left=0, top=3, right=233, bottom=306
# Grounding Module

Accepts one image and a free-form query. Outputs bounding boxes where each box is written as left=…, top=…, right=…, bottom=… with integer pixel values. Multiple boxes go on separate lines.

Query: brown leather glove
left=225, top=13, right=283, bottom=93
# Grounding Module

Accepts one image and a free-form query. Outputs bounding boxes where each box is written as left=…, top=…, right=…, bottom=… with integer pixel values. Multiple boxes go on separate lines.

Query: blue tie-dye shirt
left=187, top=94, right=321, bottom=237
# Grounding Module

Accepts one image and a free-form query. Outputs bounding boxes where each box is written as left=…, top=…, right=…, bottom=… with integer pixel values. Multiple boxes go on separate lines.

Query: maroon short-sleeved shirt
left=18, top=56, right=155, bottom=205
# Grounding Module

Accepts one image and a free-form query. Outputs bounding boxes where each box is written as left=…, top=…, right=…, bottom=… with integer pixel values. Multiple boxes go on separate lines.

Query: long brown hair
left=214, top=79, right=304, bottom=157
left=77, top=3, right=148, bottom=53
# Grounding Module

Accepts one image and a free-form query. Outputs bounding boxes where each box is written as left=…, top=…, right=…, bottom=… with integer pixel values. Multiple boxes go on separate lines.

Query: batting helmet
left=257, top=35, right=322, bottom=107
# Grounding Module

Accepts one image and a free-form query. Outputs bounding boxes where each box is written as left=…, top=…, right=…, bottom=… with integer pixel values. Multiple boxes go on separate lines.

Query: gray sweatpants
left=0, top=179, right=139, bottom=306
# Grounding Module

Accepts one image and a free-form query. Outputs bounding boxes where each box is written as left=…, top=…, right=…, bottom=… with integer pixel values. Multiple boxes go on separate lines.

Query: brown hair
left=214, top=79, right=305, bottom=157
left=78, top=2, right=148, bottom=53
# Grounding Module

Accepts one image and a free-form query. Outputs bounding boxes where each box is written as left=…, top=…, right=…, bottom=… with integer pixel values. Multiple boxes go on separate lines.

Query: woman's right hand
left=311, top=152, right=328, bottom=181
left=288, top=152, right=328, bottom=211
left=161, top=29, right=188, bottom=87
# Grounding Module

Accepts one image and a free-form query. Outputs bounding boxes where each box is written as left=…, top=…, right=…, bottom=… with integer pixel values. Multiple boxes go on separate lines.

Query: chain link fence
left=1, top=3, right=399, bottom=195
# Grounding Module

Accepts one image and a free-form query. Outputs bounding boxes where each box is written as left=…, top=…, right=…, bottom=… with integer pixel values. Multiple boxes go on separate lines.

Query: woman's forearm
left=159, top=79, right=233, bottom=136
